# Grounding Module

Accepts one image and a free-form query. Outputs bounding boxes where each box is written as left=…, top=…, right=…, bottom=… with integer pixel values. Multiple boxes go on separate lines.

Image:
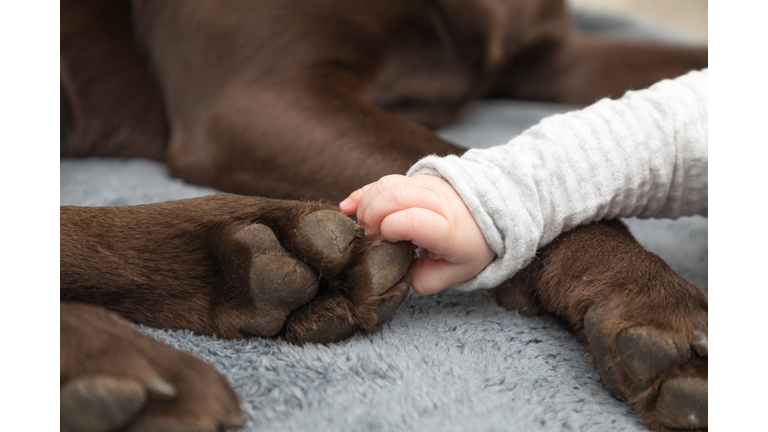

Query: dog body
left=61, top=0, right=706, bottom=199
left=60, top=1, right=708, bottom=431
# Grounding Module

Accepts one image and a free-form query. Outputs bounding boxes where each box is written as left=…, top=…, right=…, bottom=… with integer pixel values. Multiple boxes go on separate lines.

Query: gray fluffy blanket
left=60, top=8, right=706, bottom=431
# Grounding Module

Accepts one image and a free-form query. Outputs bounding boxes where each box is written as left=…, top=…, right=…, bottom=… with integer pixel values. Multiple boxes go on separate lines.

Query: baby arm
left=340, top=174, right=495, bottom=295
left=343, top=68, right=707, bottom=295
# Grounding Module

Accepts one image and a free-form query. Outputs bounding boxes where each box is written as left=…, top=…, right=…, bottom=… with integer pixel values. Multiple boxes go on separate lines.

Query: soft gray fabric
left=60, top=9, right=707, bottom=431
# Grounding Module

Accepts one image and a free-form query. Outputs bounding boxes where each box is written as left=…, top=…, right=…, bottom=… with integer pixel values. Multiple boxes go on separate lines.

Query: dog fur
left=60, top=1, right=708, bottom=431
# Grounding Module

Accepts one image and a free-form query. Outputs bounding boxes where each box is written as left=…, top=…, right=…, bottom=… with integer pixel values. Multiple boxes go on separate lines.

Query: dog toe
left=278, top=215, right=414, bottom=344
left=282, top=293, right=359, bottom=344
left=366, top=241, right=412, bottom=295
left=61, top=376, right=148, bottom=432
left=190, top=200, right=415, bottom=344
left=374, top=276, right=410, bottom=323
left=235, top=224, right=319, bottom=337
left=340, top=238, right=413, bottom=332
left=296, top=209, right=412, bottom=297
left=654, top=377, right=708, bottom=429
left=221, top=411, right=249, bottom=429
left=300, top=313, right=359, bottom=345
left=298, top=210, right=359, bottom=256
left=616, top=326, right=691, bottom=386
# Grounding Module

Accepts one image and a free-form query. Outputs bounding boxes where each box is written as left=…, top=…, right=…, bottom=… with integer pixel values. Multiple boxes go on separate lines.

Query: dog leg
left=61, top=302, right=246, bottom=432
left=130, top=0, right=464, bottom=202
left=154, top=73, right=463, bottom=202
left=60, top=0, right=167, bottom=159
left=61, top=193, right=414, bottom=343
left=493, top=220, right=707, bottom=431
left=491, top=31, right=707, bottom=105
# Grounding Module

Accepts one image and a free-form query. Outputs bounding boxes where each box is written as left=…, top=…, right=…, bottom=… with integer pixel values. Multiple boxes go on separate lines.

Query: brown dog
left=61, top=1, right=707, bottom=431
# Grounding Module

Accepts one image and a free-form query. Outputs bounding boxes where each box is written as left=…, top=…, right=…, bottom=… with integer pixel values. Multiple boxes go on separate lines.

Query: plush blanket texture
left=60, top=8, right=707, bottom=431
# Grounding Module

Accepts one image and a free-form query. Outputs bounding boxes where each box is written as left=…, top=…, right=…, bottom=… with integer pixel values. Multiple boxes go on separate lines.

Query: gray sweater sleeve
left=407, top=69, right=708, bottom=291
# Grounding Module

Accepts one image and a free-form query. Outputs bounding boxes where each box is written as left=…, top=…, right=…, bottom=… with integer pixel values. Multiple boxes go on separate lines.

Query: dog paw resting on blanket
left=61, top=194, right=413, bottom=431
left=494, top=221, right=707, bottom=431
left=61, top=303, right=246, bottom=432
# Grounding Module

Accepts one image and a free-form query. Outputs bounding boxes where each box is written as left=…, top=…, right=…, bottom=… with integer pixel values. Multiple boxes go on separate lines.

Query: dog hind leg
left=130, top=0, right=465, bottom=201
left=60, top=302, right=246, bottom=432
left=490, top=30, right=708, bottom=105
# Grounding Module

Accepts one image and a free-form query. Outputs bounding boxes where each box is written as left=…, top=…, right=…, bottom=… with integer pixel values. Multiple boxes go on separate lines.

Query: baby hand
left=340, top=174, right=495, bottom=295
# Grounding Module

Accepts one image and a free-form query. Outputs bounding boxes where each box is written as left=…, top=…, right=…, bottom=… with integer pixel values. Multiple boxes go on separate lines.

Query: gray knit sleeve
left=408, top=69, right=708, bottom=291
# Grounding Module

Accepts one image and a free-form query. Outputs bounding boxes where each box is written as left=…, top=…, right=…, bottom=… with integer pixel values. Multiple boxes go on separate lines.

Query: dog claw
left=654, top=377, right=708, bottom=429
left=690, top=330, right=708, bottom=357
left=61, top=376, right=147, bottom=432
left=145, top=376, right=177, bottom=400
left=616, top=326, right=691, bottom=386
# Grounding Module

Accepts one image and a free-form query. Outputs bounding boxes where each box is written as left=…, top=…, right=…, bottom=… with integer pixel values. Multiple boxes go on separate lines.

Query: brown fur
left=61, top=194, right=409, bottom=340
left=61, top=302, right=244, bottom=429
left=496, top=221, right=707, bottom=431
left=61, top=0, right=706, bottom=201
left=60, top=0, right=167, bottom=159
left=61, top=194, right=416, bottom=429
left=61, top=1, right=707, bottom=430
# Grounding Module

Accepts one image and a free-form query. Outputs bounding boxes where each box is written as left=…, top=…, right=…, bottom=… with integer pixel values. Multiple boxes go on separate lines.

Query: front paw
left=219, top=205, right=413, bottom=344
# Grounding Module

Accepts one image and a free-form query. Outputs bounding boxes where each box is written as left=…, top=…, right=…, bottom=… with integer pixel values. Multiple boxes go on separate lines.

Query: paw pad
left=616, top=326, right=691, bottom=386
left=654, top=377, right=708, bottom=429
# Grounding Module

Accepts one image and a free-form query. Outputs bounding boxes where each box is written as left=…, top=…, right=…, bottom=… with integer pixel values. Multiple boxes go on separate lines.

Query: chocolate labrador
left=60, top=1, right=707, bottom=431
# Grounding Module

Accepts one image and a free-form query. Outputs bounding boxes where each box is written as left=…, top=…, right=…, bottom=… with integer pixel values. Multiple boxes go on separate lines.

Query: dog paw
left=61, top=303, right=246, bottom=432
left=583, top=299, right=707, bottom=430
left=219, top=204, right=414, bottom=344
left=490, top=220, right=707, bottom=431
